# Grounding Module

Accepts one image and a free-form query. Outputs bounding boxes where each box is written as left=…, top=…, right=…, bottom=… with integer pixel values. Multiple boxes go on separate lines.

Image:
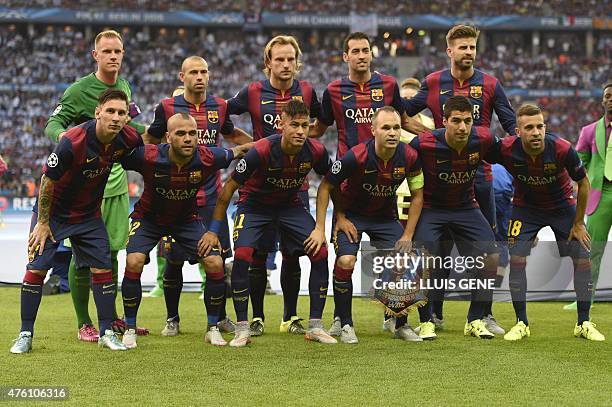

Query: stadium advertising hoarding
left=0, top=8, right=605, bottom=30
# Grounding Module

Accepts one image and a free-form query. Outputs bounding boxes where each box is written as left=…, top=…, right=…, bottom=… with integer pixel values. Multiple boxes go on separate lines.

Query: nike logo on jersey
left=261, top=100, right=274, bottom=105
left=154, top=173, right=168, bottom=178
left=436, top=159, right=450, bottom=164
left=267, top=167, right=282, bottom=171
left=342, top=94, right=354, bottom=101
left=439, top=90, right=452, bottom=95
left=103, top=284, right=114, bottom=289
left=364, top=169, right=377, bottom=174
left=86, top=156, right=97, bottom=163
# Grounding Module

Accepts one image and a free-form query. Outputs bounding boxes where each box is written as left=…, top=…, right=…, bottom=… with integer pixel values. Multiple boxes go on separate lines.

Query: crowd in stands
left=0, top=25, right=609, bottom=196
left=5, top=0, right=610, bottom=17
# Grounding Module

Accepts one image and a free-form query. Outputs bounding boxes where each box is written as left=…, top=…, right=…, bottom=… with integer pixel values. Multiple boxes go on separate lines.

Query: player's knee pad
left=234, top=247, right=255, bottom=265
left=308, top=246, right=328, bottom=263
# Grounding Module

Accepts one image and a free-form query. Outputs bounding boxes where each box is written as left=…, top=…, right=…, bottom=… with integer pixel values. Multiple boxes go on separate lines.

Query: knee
left=336, top=255, right=356, bottom=270
left=126, top=254, right=146, bottom=273
left=203, top=256, right=224, bottom=280
left=573, top=258, right=591, bottom=273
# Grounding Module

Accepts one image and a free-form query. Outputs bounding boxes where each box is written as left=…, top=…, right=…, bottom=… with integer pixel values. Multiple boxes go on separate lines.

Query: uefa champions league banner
left=0, top=8, right=598, bottom=30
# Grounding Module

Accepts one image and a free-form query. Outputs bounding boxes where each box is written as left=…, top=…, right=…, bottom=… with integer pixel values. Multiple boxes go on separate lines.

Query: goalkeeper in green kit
left=45, top=30, right=149, bottom=342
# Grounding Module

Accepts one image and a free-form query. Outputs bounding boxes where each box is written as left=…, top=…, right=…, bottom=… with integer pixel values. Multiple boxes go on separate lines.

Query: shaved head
left=181, top=56, right=207, bottom=73
left=167, top=112, right=197, bottom=132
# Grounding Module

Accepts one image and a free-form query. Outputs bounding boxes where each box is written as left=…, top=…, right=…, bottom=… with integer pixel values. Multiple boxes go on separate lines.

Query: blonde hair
left=94, top=30, right=123, bottom=48
left=263, top=35, right=302, bottom=78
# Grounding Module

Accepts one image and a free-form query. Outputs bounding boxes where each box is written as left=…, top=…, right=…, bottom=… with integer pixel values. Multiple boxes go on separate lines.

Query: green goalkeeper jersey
left=45, top=72, right=143, bottom=198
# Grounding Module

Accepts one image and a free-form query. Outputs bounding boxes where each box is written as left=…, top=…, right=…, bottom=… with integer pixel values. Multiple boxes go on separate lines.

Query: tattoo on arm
left=38, top=175, right=55, bottom=224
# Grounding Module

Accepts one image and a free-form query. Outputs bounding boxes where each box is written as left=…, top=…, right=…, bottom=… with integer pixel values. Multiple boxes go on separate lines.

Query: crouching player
left=10, top=89, right=141, bottom=353
left=309, top=106, right=424, bottom=343
left=199, top=100, right=335, bottom=347
left=491, top=104, right=605, bottom=341
left=118, top=112, right=250, bottom=348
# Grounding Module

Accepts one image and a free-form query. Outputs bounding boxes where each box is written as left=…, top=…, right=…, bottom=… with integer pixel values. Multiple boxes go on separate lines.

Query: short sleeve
left=43, top=137, right=74, bottom=180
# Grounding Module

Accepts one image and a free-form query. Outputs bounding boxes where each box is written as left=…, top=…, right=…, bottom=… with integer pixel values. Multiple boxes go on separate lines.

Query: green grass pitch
left=1, top=288, right=611, bottom=406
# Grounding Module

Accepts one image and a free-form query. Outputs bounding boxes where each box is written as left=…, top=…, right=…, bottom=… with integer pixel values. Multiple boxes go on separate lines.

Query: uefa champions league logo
left=47, top=153, right=59, bottom=168
left=236, top=159, right=247, bottom=173
left=331, top=160, right=342, bottom=174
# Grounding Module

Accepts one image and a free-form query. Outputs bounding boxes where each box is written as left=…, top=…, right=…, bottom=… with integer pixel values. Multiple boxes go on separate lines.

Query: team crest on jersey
left=208, top=110, right=219, bottom=123
left=298, top=162, right=312, bottom=174
left=544, top=163, right=557, bottom=174
left=371, top=89, right=384, bottom=102
left=468, top=152, right=480, bottom=165
left=189, top=170, right=202, bottom=184
left=469, top=86, right=483, bottom=99
left=112, top=149, right=125, bottom=160
left=393, top=167, right=405, bottom=180
left=292, top=96, right=303, bottom=102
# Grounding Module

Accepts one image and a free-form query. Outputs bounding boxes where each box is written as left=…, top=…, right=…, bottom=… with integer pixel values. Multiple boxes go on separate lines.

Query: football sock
left=249, top=251, right=267, bottom=321
left=232, top=247, right=253, bottom=322
left=121, top=269, right=142, bottom=329
left=110, top=250, right=119, bottom=320
left=509, top=258, right=528, bottom=325
left=91, top=271, right=116, bottom=334
left=20, top=270, right=45, bottom=335
left=68, top=259, right=92, bottom=327
left=395, top=315, right=407, bottom=329
left=333, top=264, right=353, bottom=326
left=163, top=261, right=183, bottom=321
left=573, top=259, right=593, bottom=325
left=307, top=247, right=329, bottom=320
left=204, top=273, right=225, bottom=326
left=280, top=254, right=301, bottom=321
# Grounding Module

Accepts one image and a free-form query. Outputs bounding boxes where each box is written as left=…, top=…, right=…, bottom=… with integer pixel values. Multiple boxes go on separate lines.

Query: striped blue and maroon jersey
left=409, top=127, right=495, bottom=209
left=227, top=79, right=320, bottom=141
left=491, top=134, right=586, bottom=210
left=326, top=139, right=421, bottom=219
left=42, top=120, right=141, bottom=224
left=148, top=94, right=234, bottom=206
left=121, top=144, right=234, bottom=226
left=232, top=135, right=330, bottom=207
left=319, top=72, right=404, bottom=159
left=403, top=68, right=516, bottom=181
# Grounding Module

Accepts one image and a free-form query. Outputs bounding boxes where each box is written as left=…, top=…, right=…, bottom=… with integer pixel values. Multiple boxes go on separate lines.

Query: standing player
left=310, top=32, right=424, bottom=335
left=200, top=100, right=335, bottom=347
left=566, top=82, right=612, bottom=310
left=489, top=104, right=605, bottom=341
left=146, top=56, right=251, bottom=336
left=227, top=35, right=321, bottom=336
left=403, top=25, right=515, bottom=333
left=118, top=113, right=250, bottom=348
left=310, top=32, right=424, bottom=158
left=10, top=89, right=141, bottom=353
left=44, top=30, right=147, bottom=342
left=309, top=107, right=425, bottom=343
left=409, top=96, right=500, bottom=339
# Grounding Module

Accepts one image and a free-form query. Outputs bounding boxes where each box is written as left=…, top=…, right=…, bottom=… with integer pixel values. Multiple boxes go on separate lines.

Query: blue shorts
left=508, top=205, right=589, bottom=258
left=253, top=190, right=310, bottom=253
left=233, top=203, right=314, bottom=256
left=127, top=217, right=219, bottom=264
left=332, top=213, right=404, bottom=257
left=414, top=207, right=498, bottom=256
left=27, top=212, right=111, bottom=271
left=165, top=205, right=232, bottom=262
left=474, top=176, right=497, bottom=232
